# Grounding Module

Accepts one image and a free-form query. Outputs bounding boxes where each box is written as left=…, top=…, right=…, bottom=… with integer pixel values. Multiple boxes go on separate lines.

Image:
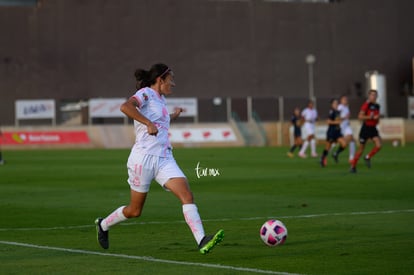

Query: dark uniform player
left=320, top=99, right=346, bottom=167
left=287, top=107, right=303, bottom=158
left=350, top=89, right=381, bottom=173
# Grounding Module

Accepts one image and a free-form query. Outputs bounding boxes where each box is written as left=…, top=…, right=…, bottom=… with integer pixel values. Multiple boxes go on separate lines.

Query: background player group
left=288, top=90, right=381, bottom=173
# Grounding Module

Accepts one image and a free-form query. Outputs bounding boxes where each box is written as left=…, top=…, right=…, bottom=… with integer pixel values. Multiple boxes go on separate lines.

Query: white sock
left=349, top=141, right=355, bottom=160
left=183, top=204, right=205, bottom=245
left=299, top=141, right=309, bottom=155
left=310, top=139, right=316, bottom=155
left=101, top=206, right=127, bottom=231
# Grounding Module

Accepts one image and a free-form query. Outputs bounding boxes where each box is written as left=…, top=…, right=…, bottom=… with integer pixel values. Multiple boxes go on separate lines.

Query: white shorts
left=127, top=152, right=186, bottom=193
left=341, top=126, right=353, bottom=137
left=302, top=122, right=315, bottom=138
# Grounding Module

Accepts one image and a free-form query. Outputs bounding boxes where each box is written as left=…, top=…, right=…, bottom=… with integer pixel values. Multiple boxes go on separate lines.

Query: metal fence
left=14, top=96, right=368, bottom=126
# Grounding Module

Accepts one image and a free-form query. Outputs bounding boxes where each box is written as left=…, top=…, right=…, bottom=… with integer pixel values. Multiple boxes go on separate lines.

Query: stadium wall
left=1, top=0, right=414, bottom=125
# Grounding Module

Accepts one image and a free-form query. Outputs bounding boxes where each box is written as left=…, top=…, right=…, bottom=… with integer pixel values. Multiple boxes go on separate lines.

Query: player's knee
left=180, top=191, right=194, bottom=204
left=124, top=207, right=142, bottom=218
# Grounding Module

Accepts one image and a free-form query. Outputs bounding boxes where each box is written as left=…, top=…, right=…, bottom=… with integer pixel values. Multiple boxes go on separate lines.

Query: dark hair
left=134, top=63, right=171, bottom=89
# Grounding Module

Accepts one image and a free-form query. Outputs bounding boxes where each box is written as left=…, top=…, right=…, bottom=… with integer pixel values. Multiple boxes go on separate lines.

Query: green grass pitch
left=0, top=145, right=413, bottom=274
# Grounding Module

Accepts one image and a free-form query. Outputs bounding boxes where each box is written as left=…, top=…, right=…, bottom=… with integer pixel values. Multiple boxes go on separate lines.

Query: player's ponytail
left=134, top=63, right=171, bottom=89
left=135, top=69, right=150, bottom=89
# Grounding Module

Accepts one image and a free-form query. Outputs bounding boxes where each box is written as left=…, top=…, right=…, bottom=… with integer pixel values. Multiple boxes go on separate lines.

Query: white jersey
left=131, top=87, right=172, bottom=157
left=337, top=103, right=351, bottom=131
left=301, top=107, right=318, bottom=124
left=301, top=107, right=318, bottom=137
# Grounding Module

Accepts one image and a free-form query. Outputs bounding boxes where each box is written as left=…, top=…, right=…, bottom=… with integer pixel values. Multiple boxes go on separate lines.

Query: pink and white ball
left=260, top=219, right=288, bottom=247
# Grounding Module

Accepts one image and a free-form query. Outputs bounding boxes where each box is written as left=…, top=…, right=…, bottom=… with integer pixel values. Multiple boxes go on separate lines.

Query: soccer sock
left=299, top=141, right=309, bottom=155
left=352, top=152, right=362, bottom=167
left=335, top=146, right=345, bottom=156
left=310, top=139, right=316, bottom=155
left=183, top=203, right=205, bottom=245
left=349, top=141, right=355, bottom=160
left=101, top=206, right=127, bottom=231
left=366, top=146, right=381, bottom=159
left=289, top=145, right=296, bottom=153
left=322, top=149, right=328, bottom=158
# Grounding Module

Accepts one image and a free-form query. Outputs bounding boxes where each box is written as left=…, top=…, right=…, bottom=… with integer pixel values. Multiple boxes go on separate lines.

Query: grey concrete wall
left=1, top=0, right=413, bottom=125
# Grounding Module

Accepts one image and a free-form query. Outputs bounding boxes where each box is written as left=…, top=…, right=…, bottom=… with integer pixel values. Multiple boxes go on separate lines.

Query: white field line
left=0, top=240, right=303, bottom=275
left=0, top=209, right=413, bottom=232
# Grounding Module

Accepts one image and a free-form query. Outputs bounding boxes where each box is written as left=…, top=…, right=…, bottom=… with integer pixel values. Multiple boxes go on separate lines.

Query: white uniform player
left=127, top=87, right=185, bottom=192
left=95, top=64, right=223, bottom=254
left=338, top=96, right=355, bottom=161
left=298, top=101, right=318, bottom=158
left=338, top=103, right=352, bottom=135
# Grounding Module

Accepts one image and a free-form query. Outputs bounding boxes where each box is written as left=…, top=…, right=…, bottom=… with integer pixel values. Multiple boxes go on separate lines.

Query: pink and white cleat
left=298, top=153, right=307, bottom=158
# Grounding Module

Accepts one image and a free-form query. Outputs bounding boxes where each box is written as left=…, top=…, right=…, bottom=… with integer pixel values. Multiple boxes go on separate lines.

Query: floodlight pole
left=306, top=54, right=316, bottom=103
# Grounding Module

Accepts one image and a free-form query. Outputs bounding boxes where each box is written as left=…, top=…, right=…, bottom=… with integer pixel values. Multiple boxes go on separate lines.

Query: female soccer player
left=350, top=89, right=381, bottom=173
left=95, top=63, right=224, bottom=254
left=337, top=95, right=356, bottom=163
left=320, top=99, right=346, bottom=167
left=287, top=107, right=303, bottom=158
left=298, top=100, right=318, bottom=158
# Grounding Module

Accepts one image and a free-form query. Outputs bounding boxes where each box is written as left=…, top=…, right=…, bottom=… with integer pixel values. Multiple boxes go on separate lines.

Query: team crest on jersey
left=142, top=93, right=149, bottom=101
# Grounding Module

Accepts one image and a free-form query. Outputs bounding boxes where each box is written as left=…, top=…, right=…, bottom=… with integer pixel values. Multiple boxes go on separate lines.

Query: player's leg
left=350, top=141, right=365, bottom=172
left=350, top=126, right=368, bottom=172
left=346, top=135, right=356, bottom=162
left=164, top=177, right=205, bottom=242
left=164, top=177, right=224, bottom=254
left=101, top=190, right=147, bottom=229
left=342, top=126, right=355, bottom=162
left=297, top=136, right=303, bottom=149
left=288, top=136, right=302, bottom=157
left=287, top=139, right=297, bottom=157
left=332, top=137, right=346, bottom=163
left=159, top=158, right=223, bottom=254
left=310, top=135, right=318, bottom=157
left=95, top=190, right=147, bottom=249
left=364, top=136, right=381, bottom=168
left=299, top=125, right=310, bottom=157
left=320, top=141, right=331, bottom=167
left=366, top=136, right=381, bottom=160
left=298, top=137, right=309, bottom=158
left=353, top=142, right=365, bottom=163
left=95, top=153, right=152, bottom=249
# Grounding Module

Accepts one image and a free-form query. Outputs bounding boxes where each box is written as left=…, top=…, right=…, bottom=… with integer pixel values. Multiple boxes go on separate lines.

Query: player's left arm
left=298, top=117, right=304, bottom=126
left=170, top=107, right=183, bottom=121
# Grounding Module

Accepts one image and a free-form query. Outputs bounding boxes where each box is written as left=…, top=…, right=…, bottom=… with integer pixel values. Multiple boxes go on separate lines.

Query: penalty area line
left=0, top=240, right=303, bottom=275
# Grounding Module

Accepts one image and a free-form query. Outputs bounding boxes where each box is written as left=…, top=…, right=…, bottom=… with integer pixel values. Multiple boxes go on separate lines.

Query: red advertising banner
left=0, top=131, right=90, bottom=145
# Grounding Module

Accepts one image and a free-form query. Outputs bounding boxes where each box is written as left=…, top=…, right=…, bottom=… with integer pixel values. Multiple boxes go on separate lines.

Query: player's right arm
left=358, top=102, right=379, bottom=121
left=327, top=110, right=340, bottom=125
left=358, top=102, right=370, bottom=121
left=120, top=97, right=158, bottom=135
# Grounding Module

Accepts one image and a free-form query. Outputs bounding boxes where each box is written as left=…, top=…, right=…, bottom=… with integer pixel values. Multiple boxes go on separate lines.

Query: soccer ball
left=260, top=219, right=288, bottom=247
